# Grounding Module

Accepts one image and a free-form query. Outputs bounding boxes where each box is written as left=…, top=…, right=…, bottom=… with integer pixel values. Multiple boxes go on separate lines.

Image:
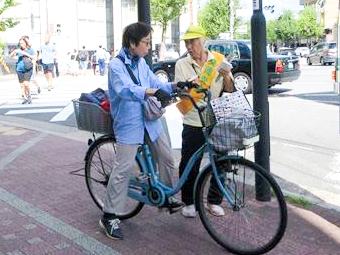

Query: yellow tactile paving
left=0, top=125, right=27, bottom=136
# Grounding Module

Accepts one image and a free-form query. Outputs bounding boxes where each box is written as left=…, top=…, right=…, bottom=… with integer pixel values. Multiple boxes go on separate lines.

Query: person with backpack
left=78, top=46, right=89, bottom=76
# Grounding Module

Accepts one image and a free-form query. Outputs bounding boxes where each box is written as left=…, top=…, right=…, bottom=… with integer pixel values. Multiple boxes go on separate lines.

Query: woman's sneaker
left=99, top=217, right=123, bottom=240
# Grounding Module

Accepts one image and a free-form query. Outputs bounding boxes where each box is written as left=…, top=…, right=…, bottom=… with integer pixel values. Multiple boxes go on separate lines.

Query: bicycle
left=72, top=88, right=287, bottom=255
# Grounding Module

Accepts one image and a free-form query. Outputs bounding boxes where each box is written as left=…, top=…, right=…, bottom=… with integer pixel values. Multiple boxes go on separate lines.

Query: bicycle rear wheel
left=85, top=136, right=144, bottom=219
left=195, top=157, right=287, bottom=255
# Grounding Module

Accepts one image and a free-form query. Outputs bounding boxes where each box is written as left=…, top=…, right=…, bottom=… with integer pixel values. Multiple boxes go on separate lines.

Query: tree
left=275, top=10, right=298, bottom=46
left=266, top=20, right=278, bottom=43
left=0, top=0, right=19, bottom=32
left=151, top=0, right=187, bottom=42
left=297, top=6, right=323, bottom=44
left=198, top=0, right=241, bottom=39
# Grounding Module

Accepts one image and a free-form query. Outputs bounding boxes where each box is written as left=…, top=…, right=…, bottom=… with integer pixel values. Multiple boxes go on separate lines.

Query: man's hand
left=177, top=81, right=199, bottom=89
left=154, top=89, right=171, bottom=107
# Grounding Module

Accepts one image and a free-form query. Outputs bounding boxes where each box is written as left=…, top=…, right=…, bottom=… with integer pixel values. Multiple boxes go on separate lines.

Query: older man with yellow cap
left=174, top=25, right=235, bottom=218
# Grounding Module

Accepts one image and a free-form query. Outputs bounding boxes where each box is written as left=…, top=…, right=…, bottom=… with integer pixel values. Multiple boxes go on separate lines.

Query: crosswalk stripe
left=50, top=102, right=74, bottom=122
left=5, top=108, right=63, bottom=115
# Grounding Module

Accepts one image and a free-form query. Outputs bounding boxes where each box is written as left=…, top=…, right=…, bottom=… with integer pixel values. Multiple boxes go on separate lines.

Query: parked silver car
left=306, top=42, right=337, bottom=65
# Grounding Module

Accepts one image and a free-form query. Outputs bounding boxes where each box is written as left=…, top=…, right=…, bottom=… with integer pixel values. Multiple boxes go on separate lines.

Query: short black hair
left=122, top=22, right=152, bottom=48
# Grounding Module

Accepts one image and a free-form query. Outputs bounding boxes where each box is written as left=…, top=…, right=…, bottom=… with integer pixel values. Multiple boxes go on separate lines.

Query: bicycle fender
left=84, top=134, right=115, bottom=161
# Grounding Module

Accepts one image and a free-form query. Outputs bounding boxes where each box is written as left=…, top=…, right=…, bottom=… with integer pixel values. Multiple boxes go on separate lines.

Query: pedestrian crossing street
left=0, top=74, right=108, bottom=123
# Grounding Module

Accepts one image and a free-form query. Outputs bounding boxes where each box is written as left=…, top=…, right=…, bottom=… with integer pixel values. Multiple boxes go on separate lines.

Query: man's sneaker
left=181, top=204, right=197, bottom=218
left=206, top=204, right=225, bottom=216
left=99, top=217, right=123, bottom=240
left=22, top=99, right=28, bottom=104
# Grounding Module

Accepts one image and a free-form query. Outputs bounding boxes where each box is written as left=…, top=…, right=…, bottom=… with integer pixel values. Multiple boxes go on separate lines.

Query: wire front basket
left=72, top=99, right=113, bottom=134
left=208, top=108, right=261, bottom=152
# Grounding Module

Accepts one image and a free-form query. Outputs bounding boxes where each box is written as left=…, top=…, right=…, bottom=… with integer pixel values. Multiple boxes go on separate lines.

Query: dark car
left=152, top=39, right=301, bottom=94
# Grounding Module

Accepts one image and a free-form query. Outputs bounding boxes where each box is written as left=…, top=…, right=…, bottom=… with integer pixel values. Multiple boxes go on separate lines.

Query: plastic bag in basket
left=209, top=108, right=258, bottom=152
left=210, top=90, right=252, bottom=119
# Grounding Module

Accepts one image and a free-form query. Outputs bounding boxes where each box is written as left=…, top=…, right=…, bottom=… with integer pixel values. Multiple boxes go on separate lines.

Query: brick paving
left=0, top=122, right=340, bottom=255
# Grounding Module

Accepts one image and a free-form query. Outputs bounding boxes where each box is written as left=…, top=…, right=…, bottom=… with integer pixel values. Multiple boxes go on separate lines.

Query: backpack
left=79, top=50, right=87, bottom=61
left=79, top=88, right=110, bottom=112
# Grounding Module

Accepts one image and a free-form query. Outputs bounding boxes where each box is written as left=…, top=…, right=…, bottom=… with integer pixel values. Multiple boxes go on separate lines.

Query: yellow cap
left=181, top=25, right=206, bottom=40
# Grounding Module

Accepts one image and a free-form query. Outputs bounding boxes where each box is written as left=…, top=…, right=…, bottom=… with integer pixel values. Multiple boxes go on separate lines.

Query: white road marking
left=50, top=102, right=74, bottom=122
left=5, top=108, right=63, bottom=115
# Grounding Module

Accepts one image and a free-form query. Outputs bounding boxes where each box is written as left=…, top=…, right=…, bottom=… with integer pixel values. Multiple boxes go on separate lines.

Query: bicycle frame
left=127, top=88, right=244, bottom=208
left=127, top=133, right=243, bottom=209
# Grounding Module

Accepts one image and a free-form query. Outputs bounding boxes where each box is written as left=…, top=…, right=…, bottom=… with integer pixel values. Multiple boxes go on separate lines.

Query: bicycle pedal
left=137, top=174, right=148, bottom=182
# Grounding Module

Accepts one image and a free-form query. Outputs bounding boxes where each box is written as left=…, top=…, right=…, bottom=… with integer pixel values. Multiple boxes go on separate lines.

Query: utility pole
left=45, top=0, right=49, bottom=34
left=106, top=0, right=114, bottom=53
left=138, top=0, right=152, bottom=66
left=229, top=0, right=234, bottom=39
left=251, top=0, right=270, bottom=201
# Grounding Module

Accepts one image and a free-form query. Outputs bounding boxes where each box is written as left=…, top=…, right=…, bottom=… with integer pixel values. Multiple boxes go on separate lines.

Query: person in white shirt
left=96, top=45, right=106, bottom=76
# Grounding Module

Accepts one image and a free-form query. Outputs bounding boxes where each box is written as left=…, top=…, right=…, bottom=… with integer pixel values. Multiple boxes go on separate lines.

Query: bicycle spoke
left=196, top=158, right=287, bottom=255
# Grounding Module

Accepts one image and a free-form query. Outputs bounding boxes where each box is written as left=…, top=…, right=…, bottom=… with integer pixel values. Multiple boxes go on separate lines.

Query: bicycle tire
left=195, top=157, right=287, bottom=255
left=85, top=136, right=144, bottom=220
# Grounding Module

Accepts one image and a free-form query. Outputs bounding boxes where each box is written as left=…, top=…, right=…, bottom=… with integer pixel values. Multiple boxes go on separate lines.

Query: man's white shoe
left=181, top=204, right=197, bottom=218
left=206, top=204, right=225, bottom=216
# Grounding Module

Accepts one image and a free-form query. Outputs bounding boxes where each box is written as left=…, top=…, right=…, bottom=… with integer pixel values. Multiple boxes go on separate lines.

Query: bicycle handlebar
left=171, top=86, right=211, bottom=113
left=170, top=86, right=212, bottom=128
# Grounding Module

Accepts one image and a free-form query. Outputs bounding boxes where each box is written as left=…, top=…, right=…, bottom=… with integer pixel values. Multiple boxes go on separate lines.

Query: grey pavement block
left=54, top=242, right=71, bottom=250
left=6, top=251, right=26, bottom=255
left=23, top=224, right=37, bottom=230
left=0, top=220, right=12, bottom=226
left=2, top=234, right=16, bottom=240
left=27, top=237, right=43, bottom=244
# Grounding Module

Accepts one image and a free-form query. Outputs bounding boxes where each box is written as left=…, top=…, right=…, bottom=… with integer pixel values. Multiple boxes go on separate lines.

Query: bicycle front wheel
left=85, top=136, right=144, bottom=219
left=195, top=158, right=287, bottom=255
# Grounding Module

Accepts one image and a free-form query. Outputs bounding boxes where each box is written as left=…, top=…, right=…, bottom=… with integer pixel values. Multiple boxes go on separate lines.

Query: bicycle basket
left=72, top=99, right=113, bottom=134
left=208, top=108, right=260, bottom=152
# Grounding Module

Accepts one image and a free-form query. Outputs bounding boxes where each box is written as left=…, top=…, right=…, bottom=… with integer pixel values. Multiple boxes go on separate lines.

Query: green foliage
left=266, top=20, right=277, bottom=43
left=0, top=0, right=19, bottom=32
left=285, top=195, right=312, bottom=208
left=297, top=5, right=323, bottom=40
left=198, top=0, right=242, bottom=39
left=266, top=6, right=324, bottom=45
left=151, top=0, right=187, bottom=42
left=275, top=10, right=298, bottom=45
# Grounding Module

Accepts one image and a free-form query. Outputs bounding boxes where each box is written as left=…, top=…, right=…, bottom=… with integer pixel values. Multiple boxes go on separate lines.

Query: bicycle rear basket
left=208, top=109, right=260, bottom=152
left=72, top=99, right=113, bottom=134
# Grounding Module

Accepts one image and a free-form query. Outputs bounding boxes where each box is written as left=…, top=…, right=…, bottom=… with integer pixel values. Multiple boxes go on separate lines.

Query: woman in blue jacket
left=10, top=37, right=36, bottom=104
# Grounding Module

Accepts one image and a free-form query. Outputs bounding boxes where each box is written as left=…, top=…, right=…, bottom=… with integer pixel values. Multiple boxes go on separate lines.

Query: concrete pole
left=138, top=0, right=152, bottom=66
left=251, top=0, right=270, bottom=201
left=229, top=0, right=234, bottom=39
left=105, top=0, right=114, bottom=53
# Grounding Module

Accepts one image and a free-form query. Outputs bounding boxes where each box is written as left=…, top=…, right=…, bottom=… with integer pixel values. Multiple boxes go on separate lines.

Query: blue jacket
left=108, top=48, right=173, bottom=144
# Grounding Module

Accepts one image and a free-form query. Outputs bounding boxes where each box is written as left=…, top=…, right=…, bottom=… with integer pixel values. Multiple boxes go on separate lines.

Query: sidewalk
left=0, top=117, right=340, bottom=255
